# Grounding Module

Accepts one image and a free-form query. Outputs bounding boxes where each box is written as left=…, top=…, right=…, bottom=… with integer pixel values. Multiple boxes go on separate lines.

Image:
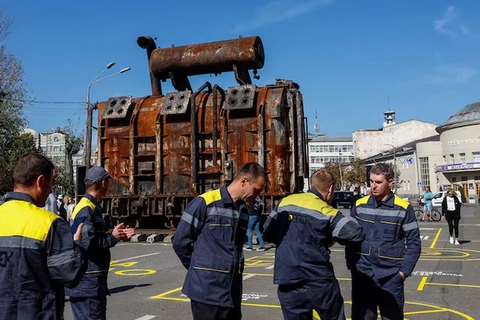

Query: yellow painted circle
left=115, top=269, right=156, bottom=276
left=420, top=248, right=480, bottom=261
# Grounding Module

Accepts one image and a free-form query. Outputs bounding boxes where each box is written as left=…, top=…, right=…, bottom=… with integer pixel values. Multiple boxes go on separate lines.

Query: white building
left=307, top=135, right=354, bottom=177
left=72, top=148, right=98, bottom=185
left=23, top=129, right=67, bottom=167
left=353, top=110, right=439, bottom=159
left=364, top=100, right=480, bottom=203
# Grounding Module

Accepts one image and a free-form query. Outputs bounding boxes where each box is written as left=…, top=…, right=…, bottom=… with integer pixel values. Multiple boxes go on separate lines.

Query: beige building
left=23, top=129, right=67, bottom=167
left=353, top=111, right=439, bottom=160
left=365, top=101, right=480, bottom=203
left=434, top=101, right=480, bottom=203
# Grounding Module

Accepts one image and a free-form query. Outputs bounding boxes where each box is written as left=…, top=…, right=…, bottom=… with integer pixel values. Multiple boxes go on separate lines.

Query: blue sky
left=3, top=0, right=480, bottom=137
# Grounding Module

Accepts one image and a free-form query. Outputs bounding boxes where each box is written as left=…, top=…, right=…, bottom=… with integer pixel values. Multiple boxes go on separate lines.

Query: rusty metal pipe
left=191, top=82, right=212, bottom=191
left=137, top=36, right=162, bottom=96
left=149, top=36, right=264, bottom=80
left=212, top=85, right=224, bottom=166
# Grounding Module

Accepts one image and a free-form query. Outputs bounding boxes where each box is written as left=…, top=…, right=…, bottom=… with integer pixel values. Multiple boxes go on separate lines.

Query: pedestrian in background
left=442, top=189, right=462, bottom=245
left=0, top=153, right=86, bottom=320
left=173, top=163, right=267, bottom=320
left=263, top=169, right=364, bottom=320
left=244, top=196, right=266, bottom=251
left=421, top=186, right=434, bottom=221
left=44, top=169, right=59, bottom=214
left=347, top=163, right=421, bottom=320
left=65, top=165, right=135, bottom=320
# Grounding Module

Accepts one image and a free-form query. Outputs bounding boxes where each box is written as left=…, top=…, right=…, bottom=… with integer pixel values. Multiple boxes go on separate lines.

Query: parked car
left=335, top=191, right=354, bottom=208
left=429, top=190, right=462, bottom=207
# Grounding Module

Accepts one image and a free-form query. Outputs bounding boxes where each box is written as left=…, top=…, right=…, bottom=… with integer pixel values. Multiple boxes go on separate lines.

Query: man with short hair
left=173, top=163, right=267, bottom=320
left=0, top=153, right=86, bottom=320
left=65, top=166, right=135, bottom=320
left=263, top=169, right=364, bottom=320
left=347, top=163, right=421, bottom=320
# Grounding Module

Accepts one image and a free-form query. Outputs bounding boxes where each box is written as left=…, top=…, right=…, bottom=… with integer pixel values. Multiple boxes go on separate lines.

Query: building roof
left=309, top=135, right=352, bottom=143
left=364, top=135, right=440, bottom=163
left=443, top=101, right=480, bottom=126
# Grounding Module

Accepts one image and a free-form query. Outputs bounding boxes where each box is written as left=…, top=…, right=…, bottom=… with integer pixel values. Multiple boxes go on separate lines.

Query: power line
left=10, top=98, right=85, bottom=105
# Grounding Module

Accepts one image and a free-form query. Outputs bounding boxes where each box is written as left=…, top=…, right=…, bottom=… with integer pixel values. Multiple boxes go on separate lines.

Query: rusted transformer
left=95, top=35, right=308, bottom=228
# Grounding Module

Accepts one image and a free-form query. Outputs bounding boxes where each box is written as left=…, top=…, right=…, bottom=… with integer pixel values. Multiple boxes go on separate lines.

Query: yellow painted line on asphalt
left=430, top=228, right=442, bottom=248
left=426, top=282, right=480, bottom=289
left=417, top=277, right=428, bottom=291
left=151, top=287, right=183, bottom=299
left=152, top=291, right=475, bottom=319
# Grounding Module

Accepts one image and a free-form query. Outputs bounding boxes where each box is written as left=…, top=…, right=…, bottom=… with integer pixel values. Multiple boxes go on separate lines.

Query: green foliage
left=0, top=11, right=36, bottom=193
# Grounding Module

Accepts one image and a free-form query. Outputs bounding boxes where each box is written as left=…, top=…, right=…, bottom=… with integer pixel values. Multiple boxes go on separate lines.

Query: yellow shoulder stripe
left=279, top=192, right=338, bottom=217
left=0, top=200, right=59, bottom=241
left=356, top=195, right=370, bottom=206
left=394, top=195, right=410, bottom=210
left=200, top=189, right=222, bottom=205
left=71, top=197, right=96, bottom=221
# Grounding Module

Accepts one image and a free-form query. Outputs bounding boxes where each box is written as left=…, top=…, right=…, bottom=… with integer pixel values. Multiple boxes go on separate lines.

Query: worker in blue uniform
left=0, top=153, right=87, bottom=320
left=346, top=163, right=421, bottom=320
left=66, top=166, right=135, bottom=320
left=263, top=169, right=365, bottom=320
left=173, top=163, right=267, bottom=320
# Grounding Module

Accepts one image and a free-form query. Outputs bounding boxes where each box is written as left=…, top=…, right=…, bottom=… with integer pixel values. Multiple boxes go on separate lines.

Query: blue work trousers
left=277, top=279, right=345, bottom=320
left=351, top=271, right=404, bottom=320
left=247, top=215, right=264, bottom=248
left=70, top=296, right=107, bottom=320
left=191, top=300, right=242, bottom=320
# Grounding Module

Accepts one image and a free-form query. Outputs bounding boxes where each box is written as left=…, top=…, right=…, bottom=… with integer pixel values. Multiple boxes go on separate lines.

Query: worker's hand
left=123, top=227, right=136, bottom=239
left=112, top=222, right=128, bottom=240
left=399, top=271, right=406, bottom=280
left=74, top=223, right=84, bottom=241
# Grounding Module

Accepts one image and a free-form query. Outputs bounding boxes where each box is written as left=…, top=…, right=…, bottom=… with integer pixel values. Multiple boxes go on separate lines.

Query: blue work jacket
left=173, top=185, right=248, bottom=308
left=65, top=193, right=118, bottom=298
left=263, top=190, right=364, bottom=285
left=0, top=192, right=86, bottom=320
left=346, top=193, right=421, bottom=279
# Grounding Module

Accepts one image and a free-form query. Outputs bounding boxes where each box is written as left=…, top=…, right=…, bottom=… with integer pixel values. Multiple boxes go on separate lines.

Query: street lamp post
left=84, top=64, right=131, bottom=167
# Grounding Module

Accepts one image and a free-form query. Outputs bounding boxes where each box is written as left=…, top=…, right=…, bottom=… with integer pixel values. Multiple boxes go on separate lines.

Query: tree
left=343, top=158, right=367, bottom=187
left=0, top=11, right=36, bottom=193
left=323, top=162, right=348, bottom=190
left=53, top=120, right=83, bottom=196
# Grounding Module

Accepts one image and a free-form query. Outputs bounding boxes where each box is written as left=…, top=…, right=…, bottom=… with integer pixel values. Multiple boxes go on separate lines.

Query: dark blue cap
left=85, top=166, right=114, bottom=184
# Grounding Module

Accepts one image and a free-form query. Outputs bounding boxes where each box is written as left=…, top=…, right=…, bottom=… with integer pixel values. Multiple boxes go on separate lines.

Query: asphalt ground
left=62, top=205, right=480, bottom=320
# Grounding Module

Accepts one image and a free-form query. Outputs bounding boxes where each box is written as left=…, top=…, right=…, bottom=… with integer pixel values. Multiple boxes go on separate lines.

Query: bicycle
left=414, top=202, right=442, bottom=222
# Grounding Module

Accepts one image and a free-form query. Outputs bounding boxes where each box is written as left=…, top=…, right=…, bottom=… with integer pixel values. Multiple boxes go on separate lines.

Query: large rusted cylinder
left=148, top=36, right=264, bottom=80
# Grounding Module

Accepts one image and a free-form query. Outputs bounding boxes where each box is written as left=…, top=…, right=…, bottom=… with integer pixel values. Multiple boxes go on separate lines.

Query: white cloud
left=232, top=0, right=334, bottom=34
left=433, top=6, right=470, bottom=36
left=425, top=65, right=477, bottom=85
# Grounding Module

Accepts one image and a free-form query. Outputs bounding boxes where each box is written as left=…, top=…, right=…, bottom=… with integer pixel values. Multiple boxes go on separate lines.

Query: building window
left=443, top=155, right=447, bottom=164
left=53, top=146, right=59, bottom=152
left=419, top=157, right=430, bottom=187
left=473, top=152, right=480, bottom=162
left=407, top=180, right=411, bottom=191
left=459, top=153, right=466, bottom=164
left=449, top=154, right=454, bottom=164
left=452, top=177, right=457, bottom=182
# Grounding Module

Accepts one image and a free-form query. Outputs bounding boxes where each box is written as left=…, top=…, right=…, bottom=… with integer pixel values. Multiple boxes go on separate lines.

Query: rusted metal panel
left=95, top=35, right=307, bottom=227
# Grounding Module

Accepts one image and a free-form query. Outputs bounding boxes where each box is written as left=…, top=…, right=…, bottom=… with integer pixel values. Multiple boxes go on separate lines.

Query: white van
left=430, top=190, right=462, bottom=207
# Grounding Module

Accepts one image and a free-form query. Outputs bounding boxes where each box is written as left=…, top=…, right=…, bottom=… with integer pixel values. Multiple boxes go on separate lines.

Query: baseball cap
left=85, top=166, right=114, bottom=184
